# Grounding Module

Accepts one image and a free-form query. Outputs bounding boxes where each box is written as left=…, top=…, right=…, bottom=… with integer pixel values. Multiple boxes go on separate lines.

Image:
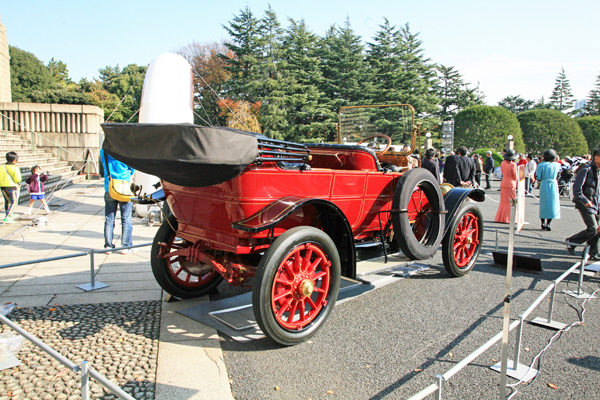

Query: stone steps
left=1, top=132, right=88, bottom=208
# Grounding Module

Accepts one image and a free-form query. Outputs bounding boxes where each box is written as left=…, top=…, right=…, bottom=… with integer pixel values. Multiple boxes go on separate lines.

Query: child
left=0, top=151, right=22, bottom=224
left=24, top=165, right=50, bottom=215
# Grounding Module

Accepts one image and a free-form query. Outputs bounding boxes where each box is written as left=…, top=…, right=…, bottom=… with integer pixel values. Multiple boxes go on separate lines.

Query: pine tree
left=254, top=6, right=289, bottom=139
left=221, top=6, right=262, bottom=101
left=366, top=19, right=403, bottom=105
left=318, top=18, right=370, bottom=109
left=435, top=65, right=484, bottom=119
left=497, top=95, right=535, bottom=114
left=585, top=72, right=600, bottom=116
left=549, top=67, right=574, bottom=111
left=278, top=19, right=334, bottom=142
left=396, top=23, right=439, bottom=116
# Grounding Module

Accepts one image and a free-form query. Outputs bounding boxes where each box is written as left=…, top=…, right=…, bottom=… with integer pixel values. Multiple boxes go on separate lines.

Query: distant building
left=0, top=15, right=11, bottom=102
left=574, top=99, right=587, bottom=111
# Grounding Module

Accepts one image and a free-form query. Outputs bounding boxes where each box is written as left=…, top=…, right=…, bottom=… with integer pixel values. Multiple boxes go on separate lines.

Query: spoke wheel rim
left=164, top=236, right=219, bottom=288
left=407, top=186, right=433, bottom=242
left=270, top=243, right=332, bottom=331
left=453, top=211, right=479, bottom=268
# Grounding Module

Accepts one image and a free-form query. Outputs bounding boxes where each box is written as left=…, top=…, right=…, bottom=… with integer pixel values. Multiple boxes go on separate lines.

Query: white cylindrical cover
left=135, top=53, right=194, bottom=216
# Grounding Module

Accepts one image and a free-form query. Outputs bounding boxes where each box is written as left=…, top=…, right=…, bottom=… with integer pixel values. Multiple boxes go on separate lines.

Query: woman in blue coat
left=535, top=149, right=561, bottom=230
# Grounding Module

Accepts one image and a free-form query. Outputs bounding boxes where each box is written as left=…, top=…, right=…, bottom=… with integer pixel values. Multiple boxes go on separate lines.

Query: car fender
left=443, top=187, right=485, bottom=237
left=233, top=195, right=356, bottom=278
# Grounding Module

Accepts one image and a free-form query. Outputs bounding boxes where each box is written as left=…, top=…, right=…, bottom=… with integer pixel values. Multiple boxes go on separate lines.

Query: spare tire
left=392, top=168, right=445, bottom=260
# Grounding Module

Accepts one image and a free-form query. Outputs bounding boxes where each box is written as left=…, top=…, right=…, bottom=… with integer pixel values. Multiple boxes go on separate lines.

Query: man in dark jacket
left=483, top=151, right=494, bottom=189
left=567, top=148, right=600, bottom=259
left=442, top=151, right=461, bottom=186
left=456, top=146, right=475, bottom=186
left=421, top=148, right=441, bottom=183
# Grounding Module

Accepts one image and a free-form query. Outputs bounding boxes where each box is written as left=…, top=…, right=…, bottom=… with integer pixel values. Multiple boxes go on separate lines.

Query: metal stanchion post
left=435, top=375, right=444, bottom=400
left=565, top=245, right=594, bottom=299
left=81, top=361, right=90, bottom=400
left=499, top=199, right=516, bottom=399
left=495, top=229, right=499, bottom=253
left=78, top=250, right=109, bottom=291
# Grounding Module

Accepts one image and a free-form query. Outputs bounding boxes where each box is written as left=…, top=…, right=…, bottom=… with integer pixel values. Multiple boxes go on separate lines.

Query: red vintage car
left=102, top=104, right=484, bottom=345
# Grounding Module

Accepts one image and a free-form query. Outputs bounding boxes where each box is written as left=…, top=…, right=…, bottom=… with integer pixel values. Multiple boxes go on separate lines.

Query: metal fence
left=407, top=227, right=596, bottom=400
left=0, top=242, right=152, bottom=399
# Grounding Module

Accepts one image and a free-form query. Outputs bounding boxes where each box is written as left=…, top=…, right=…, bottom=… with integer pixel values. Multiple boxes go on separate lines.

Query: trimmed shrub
left=455, top=105, right=524, bottom=153
left=577, top=116, right=600, bottom=152
left=518, top=109, right=588, bottom=156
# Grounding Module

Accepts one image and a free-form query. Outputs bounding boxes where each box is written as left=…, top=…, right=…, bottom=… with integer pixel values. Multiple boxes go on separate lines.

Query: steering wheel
left=357, top=134, right=392, bottom=156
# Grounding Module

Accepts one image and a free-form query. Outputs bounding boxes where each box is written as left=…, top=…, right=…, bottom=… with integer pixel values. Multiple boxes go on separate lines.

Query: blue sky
left=2, top=0, right=599, bottom=105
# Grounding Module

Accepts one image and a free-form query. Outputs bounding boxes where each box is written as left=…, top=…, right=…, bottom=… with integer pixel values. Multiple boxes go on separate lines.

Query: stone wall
left=0, top=102, right=104, bottom=168
left=0, top=16, right=11, bottom=103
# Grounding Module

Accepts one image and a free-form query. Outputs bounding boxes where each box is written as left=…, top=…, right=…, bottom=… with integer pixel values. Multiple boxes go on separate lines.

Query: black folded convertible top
left=101, top=123, right=259, bottom=187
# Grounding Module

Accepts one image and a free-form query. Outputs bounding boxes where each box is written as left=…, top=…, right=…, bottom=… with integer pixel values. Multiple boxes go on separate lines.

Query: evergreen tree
left=318, top=18, right=370, bottom=109
left=396, top=23, right=439, bottom=116
left=221, top=6, right=262, bottom=101
left=435, top=64, right=483, bottom=119
left=497, top=95, right=535, bottom=114
left=549, top=67, right=574, bottom=111
left=366, top=19, right=404, bottom=105
left=254, top=6, right=289, bottom=139
left=585, top=72, right=600, bottom=116
left=278, top=19, right=334, bottom=142
left=9, top=45, right=55, bottom=102
left=47, top=58, right=72, bottom=86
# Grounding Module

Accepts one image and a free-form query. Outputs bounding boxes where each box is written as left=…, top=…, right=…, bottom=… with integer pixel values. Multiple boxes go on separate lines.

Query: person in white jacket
left=524, top=153, right=537, bottom=196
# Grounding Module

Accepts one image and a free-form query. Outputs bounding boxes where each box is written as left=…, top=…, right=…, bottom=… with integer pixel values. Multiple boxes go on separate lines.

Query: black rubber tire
left=151, top=215, right=223, bottom=299
left=442, top=201, right=483, bottom=277
left=252, top=226, right=341, bottom=346
left=392, top=168, right=445, bottom=260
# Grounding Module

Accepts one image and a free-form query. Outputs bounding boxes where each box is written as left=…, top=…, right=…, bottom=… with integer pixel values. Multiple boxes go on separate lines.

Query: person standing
left=495, top=149, right=518, bottom=223
left=566, top=148, right=600, bottom=259
left=483, top=151, right=494, bottom=189
left=0, top=151, right=22, bottom=224
left=100, top=149, right=136, bottom=254
left=535, top=149, right=561, bottom=231
left=24, top=165, right=50, bottom=215
left=443, top=151, right=461, bottom=186
left=524, top=153, right=537, bottom=196
left=473, top=154, right=483, bottom=188
left=456, top=146, right=475, bottom=187
left=421, top=148, right=441, bottom=183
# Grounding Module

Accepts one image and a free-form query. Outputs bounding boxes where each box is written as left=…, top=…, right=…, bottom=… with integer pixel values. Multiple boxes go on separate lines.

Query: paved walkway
left=0, top=182, right=233, bottom=399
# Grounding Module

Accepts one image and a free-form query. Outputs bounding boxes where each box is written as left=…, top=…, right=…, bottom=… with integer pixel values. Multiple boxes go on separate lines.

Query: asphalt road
left=217, top=187, right=600, bottom=400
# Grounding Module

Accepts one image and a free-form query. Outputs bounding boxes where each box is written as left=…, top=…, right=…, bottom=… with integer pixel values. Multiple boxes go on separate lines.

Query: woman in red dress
left=495, top=150, right=518, bottom=223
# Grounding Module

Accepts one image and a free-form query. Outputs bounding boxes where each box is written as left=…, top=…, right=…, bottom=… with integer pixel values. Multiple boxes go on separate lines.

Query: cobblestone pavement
left=0, top=301, right=161, bottom=399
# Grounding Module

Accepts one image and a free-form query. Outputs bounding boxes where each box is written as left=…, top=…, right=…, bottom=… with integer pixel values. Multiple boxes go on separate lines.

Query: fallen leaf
left=53, top=368, right=69, bottom=380
left=414, top=368, right=423, bottom=372
left=365, top=365, right=370, bottom=368
left=274, top=386, right=280, bottom=391
left=548, top=383, right=558, bottom=390
left=492, top=358, right=498, bottom=363
left=7, top=391, right=12, bottom=397
left=49, top=308, right=57, bottom=311
left=524, top=348, right=530, bottom=352
left=448, top=352, right=453, bottom=357
left=326, top=390, right=335, bottom=394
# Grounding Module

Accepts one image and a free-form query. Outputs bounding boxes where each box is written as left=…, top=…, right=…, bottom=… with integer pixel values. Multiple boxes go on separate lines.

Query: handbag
left=103, top=151, right=134, bottom=202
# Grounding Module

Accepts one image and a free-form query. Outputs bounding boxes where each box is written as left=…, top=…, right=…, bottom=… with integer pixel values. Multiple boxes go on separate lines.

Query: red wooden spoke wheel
left=442, top=202, right=483, bottom=277
left=270, top=242, right=332, bottom=331
left=253, top=226, right=341, bottom=346
left=452, top=211, right=480, bottom=267
left=407, top=187, right=433, bottom=242
left=151, top=215, right=223, bottom=298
